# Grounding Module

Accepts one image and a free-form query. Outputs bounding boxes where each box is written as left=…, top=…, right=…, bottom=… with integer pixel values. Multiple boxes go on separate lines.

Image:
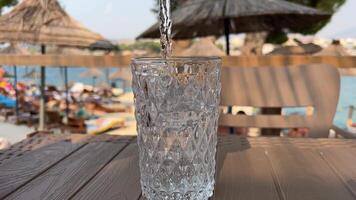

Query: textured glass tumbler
left=131, top=57, right=221, bottom=200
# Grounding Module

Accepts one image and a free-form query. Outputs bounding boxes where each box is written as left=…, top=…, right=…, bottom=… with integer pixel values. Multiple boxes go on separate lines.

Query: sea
left=2, top=66, right=356, bottom=129
left=3, top=66, right=121, bottom=87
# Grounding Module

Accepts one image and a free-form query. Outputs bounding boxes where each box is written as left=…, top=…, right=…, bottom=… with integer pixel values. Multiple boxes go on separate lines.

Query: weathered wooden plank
left=265, top=145, right=356, bottom=200
left=318, top=147, right=356, bottom=197
left=0, top=55, right=355, bottom=68
left=222, top=56, right=356, bottom=69
left=0, top=134, right=69, bottom=166
left=0, top=141, right=83, bottom=199
left=4, top=142, right=129, bottom=200
left=213, top=147, right=279, bottom=200
left=72, top=143, right=141, bottom=200
left=0, top=55, right=132, bottom=67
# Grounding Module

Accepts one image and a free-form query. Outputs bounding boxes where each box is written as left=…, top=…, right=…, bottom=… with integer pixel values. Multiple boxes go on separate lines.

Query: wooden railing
left=0, top=55, right=355, bottom=68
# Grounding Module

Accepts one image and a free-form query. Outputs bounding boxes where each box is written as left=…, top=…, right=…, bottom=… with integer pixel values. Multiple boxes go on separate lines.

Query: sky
left=57, top=0, right=355, bottom=40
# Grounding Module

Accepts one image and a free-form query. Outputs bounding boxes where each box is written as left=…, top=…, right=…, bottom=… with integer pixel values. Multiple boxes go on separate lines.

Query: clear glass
left=131, top=57, right=221, bottom=200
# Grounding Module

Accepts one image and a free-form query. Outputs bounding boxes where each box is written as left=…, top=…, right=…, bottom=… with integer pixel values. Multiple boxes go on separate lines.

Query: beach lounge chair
left=219, top=64, right=354, bottom=138
left=0, top=95, right=16, bottom=121
left=46, top=111, right=64, bottom=131
left=0, top=104, right=13, bottom=121
left=65, top=117, right=87, bottom=134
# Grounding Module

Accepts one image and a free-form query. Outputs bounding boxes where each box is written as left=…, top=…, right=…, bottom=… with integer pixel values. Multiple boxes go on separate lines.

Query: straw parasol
left=80, top=68, right=104, bottom=87
left=138, top=0, right=331, bottom=55
left=0, top=0, right=113, bottom=49
left=0, top=0, right=114, bottom=130
left=315, top=40, right=350, bottom=56
left=172, top=40, right=193, bottom=56
left=315, top=40, right=356, bottom=76
left=22, top=69, right=41, bottom=79
left=109, top=68, right=132, bottom=90
left=0, top=43, right=30, bottom=54
left=268, top=39, right=322, bottom=55
left=109, top=68, right=132, bottom=81
left=177, top=36, right=225, bottom=56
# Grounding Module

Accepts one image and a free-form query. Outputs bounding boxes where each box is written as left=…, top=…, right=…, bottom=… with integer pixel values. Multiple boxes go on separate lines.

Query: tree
left=0, top=0, right=18, bottom=15
left=245, top=0, right=346, bottom=54
left=267, top=0, right=346, bottom=44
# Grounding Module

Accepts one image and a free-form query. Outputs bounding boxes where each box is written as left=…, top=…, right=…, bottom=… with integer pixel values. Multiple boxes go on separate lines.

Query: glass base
left=142, top=184, right=214, bottom=200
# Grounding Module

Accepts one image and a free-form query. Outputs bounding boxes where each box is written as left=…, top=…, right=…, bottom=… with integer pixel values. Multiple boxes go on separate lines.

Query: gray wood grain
left=0, top=141, right=83, bottom=199
left=219, top=65, right=340, bottom=138
left=72, top=143, right=141, bottom=200
left=318, top=147, right=356, bottom=197
left=213, top=148, right=279, bottom=200
left=265, top=145, right=356, bottom=200
left=3, top=136, right=356, bottom=200
left=0, top=134, right=71, bottom=166
left=4, top=142, right=128, bottom=200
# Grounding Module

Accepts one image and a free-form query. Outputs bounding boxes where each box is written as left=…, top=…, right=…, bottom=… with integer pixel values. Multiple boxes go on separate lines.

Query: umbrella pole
left=105, top=68, right=110, bottom=85
left=39, top=45, right=46, bottom=131
left=64, top=66, right=69, bottom=123
left=224, top=18, right=234, bottom=133
left=93, top=77, right=96, bottom=87
left=224, top=18, right=231, bottom=56
left=13, top=66, right=19, bottom=121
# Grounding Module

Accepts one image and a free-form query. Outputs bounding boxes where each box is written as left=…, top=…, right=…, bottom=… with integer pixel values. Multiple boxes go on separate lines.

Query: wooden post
left=92, top=77, right=97, bottom=87
left=261, top=108, right=282, bottom=136
left=39, top=45, right=46, bottom=131
left=224, top=18, right=230, bottom=56
left=64, top=66, right=69, bottom=123
left=13, top=65, right=19, bottom=120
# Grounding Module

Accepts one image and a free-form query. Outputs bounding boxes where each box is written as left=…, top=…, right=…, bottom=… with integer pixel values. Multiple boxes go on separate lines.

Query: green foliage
left=216, top=43, right=224, bottom=51
left=266, top=30, right=289, bottom=44
left=0, top=0, right=18, bottom=14
left=119, top=41, right=161, bottom=53
left=269, top=0, right=346, bottom=44
left=287, top=0, right=345, bottom=12
left=111, top=45, right=121, bottom=52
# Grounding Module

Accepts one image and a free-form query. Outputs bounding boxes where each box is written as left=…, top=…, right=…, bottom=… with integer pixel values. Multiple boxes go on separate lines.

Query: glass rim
left=132, top=56, right=222, bottom=64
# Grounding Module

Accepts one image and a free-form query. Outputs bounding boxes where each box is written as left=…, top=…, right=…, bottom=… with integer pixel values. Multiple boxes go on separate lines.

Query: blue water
left=335, top=77, right=356, bottom=128
left=3, top=66, right=356, bottom=128
left=3, top=66, right=122, bottom=87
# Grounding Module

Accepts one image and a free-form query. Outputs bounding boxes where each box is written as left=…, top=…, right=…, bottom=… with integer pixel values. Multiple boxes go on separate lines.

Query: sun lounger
left=220, top=64, right=355, bottom=138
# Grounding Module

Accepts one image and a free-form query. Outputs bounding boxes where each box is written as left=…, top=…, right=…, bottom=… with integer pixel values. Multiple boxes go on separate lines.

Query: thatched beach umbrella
left=0, top=43, right=30, bottom=119
left=268, top=39, right=322, bottom=55
left=80, top=68, right=104, bottom=87
left=109, top=68, right=132, bottom=90
left=177, top=36, right=225, bottom=57
left=22, top=69, right=41, bottom=79
left=172, top=40, right=193, bottom=56
left=138, top=0, right=330, bottom=55
left=0, top=43, right=29, bottom=55
left=0, top=0, right=113, bottom=130
left=315, top=40, right=350, bottom=56
left=315, top=40, right=355, bottom=76
left=0, top=0, right=113, bottom=48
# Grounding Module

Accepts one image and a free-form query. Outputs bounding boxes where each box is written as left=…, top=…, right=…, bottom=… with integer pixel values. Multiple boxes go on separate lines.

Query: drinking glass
left=131, top=57, right=221, bottom=200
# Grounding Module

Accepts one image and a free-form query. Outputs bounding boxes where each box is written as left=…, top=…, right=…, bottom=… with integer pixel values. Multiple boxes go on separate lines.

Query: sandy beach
left=0, top=121, right=34, bottom=144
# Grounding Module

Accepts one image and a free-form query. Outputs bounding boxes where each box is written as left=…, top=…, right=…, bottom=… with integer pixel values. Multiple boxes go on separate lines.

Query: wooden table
left=1, top=133, right=356, bottom=200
